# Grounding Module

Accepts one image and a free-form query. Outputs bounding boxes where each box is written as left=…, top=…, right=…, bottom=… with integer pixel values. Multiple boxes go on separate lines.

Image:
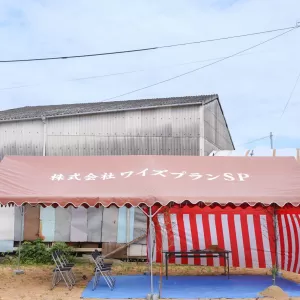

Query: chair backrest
left=91, top=251, right=99, bottom=261
left=94, top=249, right=104, bottom=261
left=53, top=250, right=67, bottom=267
left=52, top=251, right=61, bottom=267
left=91, top=251, right=107, bottom=270
left=55, top=249, right=67, bottom=263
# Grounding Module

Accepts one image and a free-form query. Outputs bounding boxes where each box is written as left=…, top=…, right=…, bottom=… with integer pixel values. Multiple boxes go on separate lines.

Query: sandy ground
left=0, top=262, right=300, bottom=300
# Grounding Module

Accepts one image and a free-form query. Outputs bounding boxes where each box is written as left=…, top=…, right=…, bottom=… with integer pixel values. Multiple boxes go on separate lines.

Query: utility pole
left=270, top=132, right=273, bottom=149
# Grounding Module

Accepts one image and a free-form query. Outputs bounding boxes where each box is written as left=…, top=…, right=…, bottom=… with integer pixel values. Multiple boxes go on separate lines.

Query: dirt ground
left=1, top=262, right=300, bottom=300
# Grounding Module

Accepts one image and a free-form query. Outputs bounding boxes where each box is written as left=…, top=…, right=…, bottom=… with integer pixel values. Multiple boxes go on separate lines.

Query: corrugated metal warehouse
left=0, top=95, right=234, bottom=157
left=0, top=95, right=234, bottom=256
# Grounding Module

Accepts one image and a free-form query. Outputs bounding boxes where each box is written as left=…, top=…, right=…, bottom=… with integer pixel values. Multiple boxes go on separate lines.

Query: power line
left=0, top=51, right=262, bottom=92
left=98, top=26, right=297, bottom=150
left=236, top=65, right=300, bottom=150
left=279, top=70, right=300, bottom=120
left=235, top=68, right=300, bottom=149
left=0, top=26, right=296, bottom=63
left=271, top=68, right=300, bottom=148
left=235, top=136, right=270, bottom=147
left=100, top=27, right=298, bottom=103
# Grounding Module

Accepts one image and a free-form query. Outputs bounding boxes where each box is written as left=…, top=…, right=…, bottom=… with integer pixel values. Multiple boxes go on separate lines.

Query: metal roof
left=0, top=95, right=218, bottom=122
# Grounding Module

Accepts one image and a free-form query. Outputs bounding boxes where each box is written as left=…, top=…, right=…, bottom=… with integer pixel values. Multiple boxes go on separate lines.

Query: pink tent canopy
left=0, top=155, right=300, bottom=207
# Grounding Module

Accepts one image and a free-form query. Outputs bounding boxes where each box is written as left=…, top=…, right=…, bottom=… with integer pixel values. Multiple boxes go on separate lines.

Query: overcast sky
left=0, top=0, right=299, bottom=149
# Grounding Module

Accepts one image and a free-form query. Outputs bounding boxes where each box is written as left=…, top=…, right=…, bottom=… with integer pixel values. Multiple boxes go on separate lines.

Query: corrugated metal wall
left=204, top=100, right=234, bottom=155
left=0, top=101, right=234, bottom=159
left=45, top=106, right=201, bottom=156
left=0, top=205, right=14, bottom=252
left=0, top=120, right=44, bottom=158
left=0, top=205, right=147, bottom=253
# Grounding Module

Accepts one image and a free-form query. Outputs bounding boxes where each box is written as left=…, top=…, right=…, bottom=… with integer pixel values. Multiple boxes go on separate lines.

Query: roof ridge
left=0, top=94, right=219, bottom=121
left=4, top=94, right=218, bottom=111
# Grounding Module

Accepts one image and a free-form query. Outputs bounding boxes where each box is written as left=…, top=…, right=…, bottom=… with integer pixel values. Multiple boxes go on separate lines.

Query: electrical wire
left=235, top=136, right=270, bottom=147
left=0, top=26, right=295, bottom=63
left=0, top=51, right=260, bottom=92
left=236, top=68, right=300, bottom=149
left=270, top=68, right=300, bottom=147
left=100, top=27, right=298, bottom=103
left=278, top=70, right=300, bottom=120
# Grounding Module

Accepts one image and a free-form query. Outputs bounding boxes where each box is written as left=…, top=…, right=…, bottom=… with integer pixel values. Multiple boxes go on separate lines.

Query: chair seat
left=101, top=264, right=112, bottom=268
left=53, top=267, right=72, bottom=272
left=95, top=267, right=111, bottom=272
left=94, top=265, right=112, bottom=270
left=64, top=263, right=75, bottom=267
left=96, top=259, right=112, bottom=265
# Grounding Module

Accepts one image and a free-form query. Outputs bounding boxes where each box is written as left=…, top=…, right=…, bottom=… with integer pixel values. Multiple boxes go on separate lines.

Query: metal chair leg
left=51, top=272, right=57, bottom=290
left=59, top=270, right=73, bottom=290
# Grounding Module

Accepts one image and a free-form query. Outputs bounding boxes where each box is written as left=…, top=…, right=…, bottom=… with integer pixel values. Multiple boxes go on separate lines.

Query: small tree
left=19, top=239, right=74, bottom=265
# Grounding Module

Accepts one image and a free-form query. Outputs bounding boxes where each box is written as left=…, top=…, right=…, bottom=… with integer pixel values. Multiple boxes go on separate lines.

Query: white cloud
left=0, top=0, right=299, bottom=147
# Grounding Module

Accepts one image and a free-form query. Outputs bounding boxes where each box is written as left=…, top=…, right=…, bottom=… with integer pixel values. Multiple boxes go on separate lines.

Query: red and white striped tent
left=152, top=205, right=300, bottom=273
left=1, top=155, right=300, bottom=275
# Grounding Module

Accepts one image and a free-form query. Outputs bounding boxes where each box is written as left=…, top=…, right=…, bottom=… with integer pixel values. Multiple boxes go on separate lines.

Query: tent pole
left=273, top=206, right=279, bottom=274
left=149, top=207, right=154, bottom=295
left=137, top=205, right=162, bottom=299
left=14, top=206, right=24, bottom=275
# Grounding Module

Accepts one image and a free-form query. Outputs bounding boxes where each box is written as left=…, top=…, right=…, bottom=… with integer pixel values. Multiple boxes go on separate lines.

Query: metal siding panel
left=14, top=206, right=24, bottom=241
left=215, top=100, right=234, bottom=150
left=40, top=207, right=55, bottom=242
left=0, top=120, right=43, bottom=159
left=204, top=140, right=218, bottom=157
left=0, top=206, right=15, bottom=241
left=87, top=207, right=103, bottom=242
left=129, top=207, right=135, bottom=241
left=133, top=208, right=147, bottom=243
left=128, top=244, right=147, bottom=257
left=204, top=101, right=216, bottom=146
left=45, top=106, right=201, bottom=156
left=0, top=240, right=14, bottom=252
left=23, top=205, right=40, bottom=241
left=116, top=207, right=134, bottom=243
left=70, top=207, right=88, bottom=242
left=102, top=207, right=118, bottom=242
left=125, top=110, right=142, bottom=136
left=117, top=206, right=127, bottom=243
left=54, top=207, right=71, bottom=242
left=0, top=103, right=212, bottom=158
left=204, top=100, right=234, bottom=152
left=102, top=242, right=127, bottom=258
